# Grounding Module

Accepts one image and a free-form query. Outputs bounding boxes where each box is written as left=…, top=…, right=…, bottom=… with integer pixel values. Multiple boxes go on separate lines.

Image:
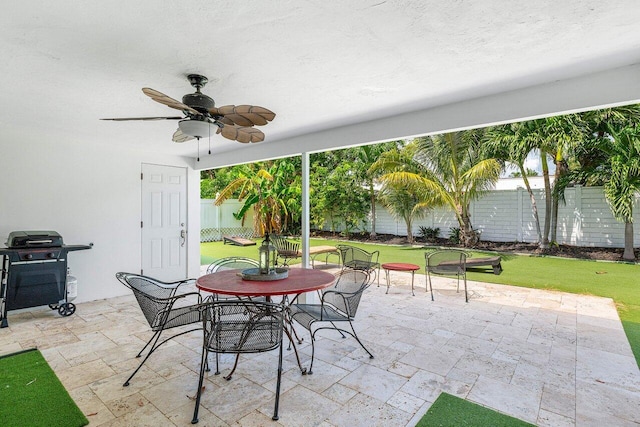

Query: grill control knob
left=24, top=254, right=33, bottom=260
left=47, top=252, right=56, bottom=258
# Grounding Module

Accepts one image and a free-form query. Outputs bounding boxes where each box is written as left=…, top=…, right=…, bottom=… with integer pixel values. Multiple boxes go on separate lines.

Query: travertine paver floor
left=1, top=269, right=639, bottom=426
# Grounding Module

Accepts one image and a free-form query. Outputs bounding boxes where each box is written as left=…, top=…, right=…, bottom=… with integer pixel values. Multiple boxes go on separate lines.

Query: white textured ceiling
left=2, top=1, right=640, bottom=167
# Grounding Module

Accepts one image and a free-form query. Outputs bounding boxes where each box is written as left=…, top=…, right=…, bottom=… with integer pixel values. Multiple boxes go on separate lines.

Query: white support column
left=301, top=152, right=310, bottom=269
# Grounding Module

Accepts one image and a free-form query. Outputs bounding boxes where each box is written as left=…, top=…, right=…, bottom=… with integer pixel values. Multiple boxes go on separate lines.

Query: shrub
left=419, top=226, right=440, bottom=240
left=448, top=227, right=461, bottom=244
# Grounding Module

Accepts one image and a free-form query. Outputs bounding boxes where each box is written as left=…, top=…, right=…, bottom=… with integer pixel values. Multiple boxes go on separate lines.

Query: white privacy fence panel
left=200, top=199, right=254, bottom=242
left=208, top=187, right=640, bottom=248
left=357, top=186, right=638, bottom=248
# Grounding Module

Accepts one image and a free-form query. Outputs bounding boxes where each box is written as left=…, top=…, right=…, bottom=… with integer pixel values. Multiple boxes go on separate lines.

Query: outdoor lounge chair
left=289, top=269, right=373, bottom=374
left=115, top=272, right=202, bottom=386
left=192, top=299, right=285, bottom=423
left=425, top=249, right=468, bottom=302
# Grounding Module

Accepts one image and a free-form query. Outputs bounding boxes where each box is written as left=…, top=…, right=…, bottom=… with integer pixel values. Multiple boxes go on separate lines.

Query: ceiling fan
left=101, top=74, right=275, bottom=144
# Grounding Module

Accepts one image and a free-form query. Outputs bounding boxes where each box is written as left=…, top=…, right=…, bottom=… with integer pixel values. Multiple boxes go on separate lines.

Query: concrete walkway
left=1, top=270, right=638, bottom=426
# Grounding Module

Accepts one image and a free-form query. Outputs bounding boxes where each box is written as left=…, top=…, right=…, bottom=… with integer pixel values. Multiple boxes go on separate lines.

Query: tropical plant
left=485, top=115, right=585, bottom=248
left=371, top=131, right=501, bottom=247
left=554, top=104, right=640, bottom=260
left=418, top=226, right=440, bottom=240
left=353, top=142, right=399, bottom=238
left=213, top=159, right=301, bottom=236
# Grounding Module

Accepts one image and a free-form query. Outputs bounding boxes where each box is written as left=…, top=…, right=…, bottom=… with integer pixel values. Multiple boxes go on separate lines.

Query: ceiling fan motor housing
left=182, top=92, right=215, bottom=114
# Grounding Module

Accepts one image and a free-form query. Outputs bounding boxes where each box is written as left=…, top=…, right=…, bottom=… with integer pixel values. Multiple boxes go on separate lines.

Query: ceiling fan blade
left=209, top=105, right=276, bottom=127
left=172, top=129, right=195, bottom=143
left=100, top=116, right=183, bottom=121
left=218, top=124, right=265, bottom=143
left=142, top=87, right=200, bottom=115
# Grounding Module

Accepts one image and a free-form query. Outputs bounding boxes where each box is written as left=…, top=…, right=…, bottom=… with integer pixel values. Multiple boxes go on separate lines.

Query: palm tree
left=370, top=145, right=432, bottom=243
left=554, top=104, right=640, bottom=260
left=484, top=123, right=545, bottom=246
left=354, top=143, right=398, bottom=238
left=485, top=115, right=585, bottom=249
left=371, top=131, right=501, bottom=247
left=600, top=124, right=640, bottom=260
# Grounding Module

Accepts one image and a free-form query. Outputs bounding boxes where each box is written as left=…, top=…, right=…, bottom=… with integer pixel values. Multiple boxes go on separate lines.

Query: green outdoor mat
left=417, top=392, right=535, bottom=427
left=0, top=348, right=88, bottom=427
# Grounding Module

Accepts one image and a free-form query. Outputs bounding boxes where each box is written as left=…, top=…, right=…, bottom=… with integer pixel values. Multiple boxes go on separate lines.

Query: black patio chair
left=115, top=272, right=202, bottom=386
left=271, top=235, right=301, bottom=267
left=205, top=256, right=260, bottom=274
left=336, top=244, right=380, bottom=286
left=425, top=249, right=468, bottom=302
left=192, top=300, right=285, bottom=423
left=204, top=256, right=263, bottom=374
left=289, top=269, right=374, bottom=375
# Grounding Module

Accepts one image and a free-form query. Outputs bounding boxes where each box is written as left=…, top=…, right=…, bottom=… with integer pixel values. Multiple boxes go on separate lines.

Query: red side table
left=382, top=263, right=420, bottom=296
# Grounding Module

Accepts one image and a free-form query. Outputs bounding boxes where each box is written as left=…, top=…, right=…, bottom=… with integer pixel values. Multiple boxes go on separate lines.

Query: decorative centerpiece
left=241, top=233, right=288, bottom=281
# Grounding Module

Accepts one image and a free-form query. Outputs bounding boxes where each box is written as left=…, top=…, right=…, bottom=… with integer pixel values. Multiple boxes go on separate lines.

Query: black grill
left=0, top=231, right=92, bottom=328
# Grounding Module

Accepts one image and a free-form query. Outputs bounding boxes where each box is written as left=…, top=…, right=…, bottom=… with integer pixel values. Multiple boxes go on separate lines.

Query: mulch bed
left=311, top=231, right=633, bottom=262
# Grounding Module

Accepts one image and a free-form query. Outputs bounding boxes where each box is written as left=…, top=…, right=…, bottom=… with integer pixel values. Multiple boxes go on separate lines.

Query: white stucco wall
left=0, top=138, right=201, bottom=304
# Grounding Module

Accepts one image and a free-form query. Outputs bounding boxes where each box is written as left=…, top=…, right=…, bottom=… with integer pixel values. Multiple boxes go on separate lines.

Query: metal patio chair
left=271, top=235, right=301, bottom=267
left=289, top=269, right=374, bottom=374
left=115, top=272, right=202, bottom=386
left=425, top=249, right=468, bottom=302
left=192, top=299, right=285, bottom=423
left=204, top=256, right=263, bottom=375
left=205, top=256, right=260, bottom=274
left=336, top=244, right=380, bottom=286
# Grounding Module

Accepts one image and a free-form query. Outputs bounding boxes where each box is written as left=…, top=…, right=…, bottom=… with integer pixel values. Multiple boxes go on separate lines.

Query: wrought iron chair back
left=425, top=249, right=468, bottom=302
left=336, top=244, right=380, bottom=285
left=115, top=272, right=202, bottom=386
left=192, top=299, right=285, bottom=423
left=206, top=256, right=259, bottom=274
left=271, top=235, right=301, bottom=266
left=289, top=269, right=373, bottom=374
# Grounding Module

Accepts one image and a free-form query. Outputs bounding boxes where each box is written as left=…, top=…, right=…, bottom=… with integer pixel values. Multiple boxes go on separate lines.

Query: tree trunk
left=459, top=208, right=478, bottom=247
left=369, top=184, right=377, bottom=238
left=623, top=221, right=636, bottom=261
left=540, top=152, right=551, bottom=249
left=520, top=166, right=543, bottom=244
left=405, top=217, right=413, bottom=244
left=550, top=159, right=568, bottom=245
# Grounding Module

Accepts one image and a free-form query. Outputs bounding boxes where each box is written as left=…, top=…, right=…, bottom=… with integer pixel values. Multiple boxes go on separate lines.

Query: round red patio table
left=196, top=268, right=336, bottom=298
left=382, top=263, right=420, bottom=296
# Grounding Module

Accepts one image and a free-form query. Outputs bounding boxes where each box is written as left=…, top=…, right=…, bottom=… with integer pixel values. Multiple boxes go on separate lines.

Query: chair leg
left=224, top=354, right=241, bottom=381
left=191, top=346, right=208, bottom=424
left=136, top=330, right=160, bottom=357
left=463, top=275, right=468, bottom=303
left=330, top=320, right=347, bottom=338
left=125, top=327, right=201, bottom=386
left=426, top=273, right=434, bottom=301
left=308, top=329, right=318, bottom=375
left=124, top=328, right=164, bottom=386
left=283, top=327, right=307, bottom=374
left=347, top=320, right=374, bottom=359
left=272, top=342, right=283, bottom=421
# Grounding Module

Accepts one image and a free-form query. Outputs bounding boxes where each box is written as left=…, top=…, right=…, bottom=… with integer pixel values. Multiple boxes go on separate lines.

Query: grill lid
left=6, top=231, right=64, bottom=248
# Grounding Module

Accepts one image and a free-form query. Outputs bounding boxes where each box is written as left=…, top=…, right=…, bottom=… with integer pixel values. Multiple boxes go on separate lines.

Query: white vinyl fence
left=372, top=186, right=640, bottom=248
left=203, top=186, right=640, bottom=248
left=200, top=199, right=254, bottom=242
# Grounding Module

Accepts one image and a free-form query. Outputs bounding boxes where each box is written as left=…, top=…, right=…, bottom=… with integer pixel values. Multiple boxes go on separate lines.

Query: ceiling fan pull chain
left=208, top=122, right=211, bottom=155
left=197, top=137, right=200, bottom=162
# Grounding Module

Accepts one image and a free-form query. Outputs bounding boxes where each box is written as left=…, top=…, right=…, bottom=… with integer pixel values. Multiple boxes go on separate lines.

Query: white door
left=141, top=164, right=188, bottom=281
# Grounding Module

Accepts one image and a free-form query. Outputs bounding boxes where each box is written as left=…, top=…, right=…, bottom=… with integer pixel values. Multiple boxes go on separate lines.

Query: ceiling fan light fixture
left=178, top=119, right=213, bottom=138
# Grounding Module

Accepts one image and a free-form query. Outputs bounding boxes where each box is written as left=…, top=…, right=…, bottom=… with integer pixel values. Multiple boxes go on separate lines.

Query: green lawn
left=201, top=238, right=640, bottom=367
